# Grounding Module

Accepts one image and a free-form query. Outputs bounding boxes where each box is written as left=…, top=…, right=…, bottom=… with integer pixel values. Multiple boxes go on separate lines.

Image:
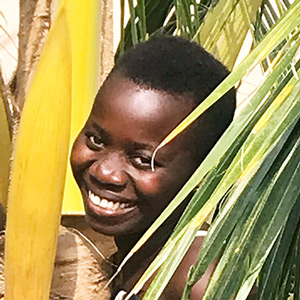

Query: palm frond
left=0, top=74, right=11, bottom=208
left=120, top=3, right=300, bottom=299
left=253, top=0, right=293, bottom=71
left=258, top=199, right=300, bottom=300
left=62, top=0, right=103, bottom=214
left=4, top=8, right=72, bottom=299
left=193, top=0, right=263, bottom=69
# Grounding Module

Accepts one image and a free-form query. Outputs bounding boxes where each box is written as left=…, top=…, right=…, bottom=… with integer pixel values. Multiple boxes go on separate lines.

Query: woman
left=71, top=35, right=236, bottom=299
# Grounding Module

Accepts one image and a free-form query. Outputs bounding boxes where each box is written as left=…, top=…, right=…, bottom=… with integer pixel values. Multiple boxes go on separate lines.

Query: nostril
left=89, top=173, right=127, bottom=193
left=89, top=158, right=128, bottom=188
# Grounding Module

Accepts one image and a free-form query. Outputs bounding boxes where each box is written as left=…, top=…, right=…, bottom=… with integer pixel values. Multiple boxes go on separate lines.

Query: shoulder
left=165, top=231, right=217, bottom=300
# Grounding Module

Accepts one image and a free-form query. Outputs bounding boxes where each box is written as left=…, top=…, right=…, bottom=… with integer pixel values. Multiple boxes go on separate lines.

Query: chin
left=85, top=212, right=146, bottom=237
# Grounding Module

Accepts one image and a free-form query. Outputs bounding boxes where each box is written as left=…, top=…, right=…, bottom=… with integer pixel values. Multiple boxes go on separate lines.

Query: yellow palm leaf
left=0, top=87, right=11, bottom=208
left=5, top=8, right=72, bottom=299
left=62, top=0, right=103, bottom=214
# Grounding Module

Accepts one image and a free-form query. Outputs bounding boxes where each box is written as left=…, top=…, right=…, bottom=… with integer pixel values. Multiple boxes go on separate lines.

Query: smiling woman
left=71, top=73, right=201, bottom=237
left=71, top=35, right=236, bottom=299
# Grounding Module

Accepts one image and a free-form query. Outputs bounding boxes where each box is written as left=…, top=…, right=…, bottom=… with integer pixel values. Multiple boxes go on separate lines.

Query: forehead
left=91, top=73, right=196, bottom=147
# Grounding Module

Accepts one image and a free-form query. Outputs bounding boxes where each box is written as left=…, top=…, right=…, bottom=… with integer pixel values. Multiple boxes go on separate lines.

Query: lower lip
left=87, top=197, right=137, bottom=218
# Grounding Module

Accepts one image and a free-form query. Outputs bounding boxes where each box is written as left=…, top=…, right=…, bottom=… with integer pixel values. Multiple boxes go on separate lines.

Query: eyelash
left=131, top=155, right=152, bottom=170
left=86, top=133, right=104, bottom=150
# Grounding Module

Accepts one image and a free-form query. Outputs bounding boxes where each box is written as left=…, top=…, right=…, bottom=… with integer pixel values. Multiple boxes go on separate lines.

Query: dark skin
left=71, top=72, right=216, bottom=299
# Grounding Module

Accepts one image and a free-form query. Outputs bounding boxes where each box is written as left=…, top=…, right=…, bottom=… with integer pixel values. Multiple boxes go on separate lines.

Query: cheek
left=135, top=173, right=162, bottom=196
left=138, top=161, right=196, bottom=203
left=133, top=170, right=179, bottom=206
left=70, top=136, right=92, bottom=169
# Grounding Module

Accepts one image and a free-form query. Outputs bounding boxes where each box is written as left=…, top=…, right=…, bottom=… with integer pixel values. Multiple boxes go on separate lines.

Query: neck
left=115, top=226, right=173, bottom=261
left=114, top=208, right=183, bottom=260
left=113, top=216, right=179, bottom=293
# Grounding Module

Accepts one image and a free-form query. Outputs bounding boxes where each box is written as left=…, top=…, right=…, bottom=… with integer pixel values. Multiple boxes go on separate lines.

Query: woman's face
left=71, top=73, right=202, bottom=237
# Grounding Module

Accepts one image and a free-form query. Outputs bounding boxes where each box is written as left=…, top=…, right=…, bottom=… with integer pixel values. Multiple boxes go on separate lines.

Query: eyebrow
left=131, top=141, right=154, bottom=151
left=92, top=123, right=111, bottom=141
left=92, top=122, right=154, bottom=151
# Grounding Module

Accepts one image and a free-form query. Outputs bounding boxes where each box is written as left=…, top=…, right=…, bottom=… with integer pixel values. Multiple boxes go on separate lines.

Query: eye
left=131, top=155, right=152, bottom=170
left=86, top=133, right=104, bottom=150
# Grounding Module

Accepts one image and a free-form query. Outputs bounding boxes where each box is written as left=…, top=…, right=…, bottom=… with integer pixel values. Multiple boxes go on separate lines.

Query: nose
left=89, top=150, right=128, bottom=187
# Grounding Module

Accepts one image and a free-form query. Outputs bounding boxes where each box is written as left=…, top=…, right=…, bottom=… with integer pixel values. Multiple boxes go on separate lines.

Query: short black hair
left=111, top=35, right=236, bottom=159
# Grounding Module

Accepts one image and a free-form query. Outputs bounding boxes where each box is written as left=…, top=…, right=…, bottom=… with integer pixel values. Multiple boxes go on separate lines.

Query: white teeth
left=112, top=202, right=120, bottom=210
left=100, top=199, right=108, bottom=208
left=107, top=201, right=114, bottom=209
left=90, top=191, right=100, bottom=205
left=89, top=191, right=130, bottom=210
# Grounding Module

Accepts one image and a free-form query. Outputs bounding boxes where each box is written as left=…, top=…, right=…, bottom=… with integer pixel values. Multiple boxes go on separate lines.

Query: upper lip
left=80, top=172, right=138, bottom=205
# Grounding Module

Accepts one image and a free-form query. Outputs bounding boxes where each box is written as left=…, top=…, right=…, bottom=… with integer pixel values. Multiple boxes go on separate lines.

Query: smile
left=88, top=191, right=134, bottom=214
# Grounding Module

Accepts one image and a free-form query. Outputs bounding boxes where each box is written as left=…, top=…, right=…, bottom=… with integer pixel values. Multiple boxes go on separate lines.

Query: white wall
left=0, top=0, right=19, bottom=84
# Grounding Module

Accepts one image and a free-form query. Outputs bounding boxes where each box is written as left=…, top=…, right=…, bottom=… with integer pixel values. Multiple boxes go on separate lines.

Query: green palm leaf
left=118, top=3, right=300, bottom=299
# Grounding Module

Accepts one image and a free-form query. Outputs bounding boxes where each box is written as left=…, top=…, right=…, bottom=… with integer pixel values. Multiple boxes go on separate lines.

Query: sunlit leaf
left=5, top=8, right=72, bottom=299
left=62, top=0, right=102, bottom=214
left=0, top=84, right=11, bottom=208
left=194, top=0, right=263, bottom=69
